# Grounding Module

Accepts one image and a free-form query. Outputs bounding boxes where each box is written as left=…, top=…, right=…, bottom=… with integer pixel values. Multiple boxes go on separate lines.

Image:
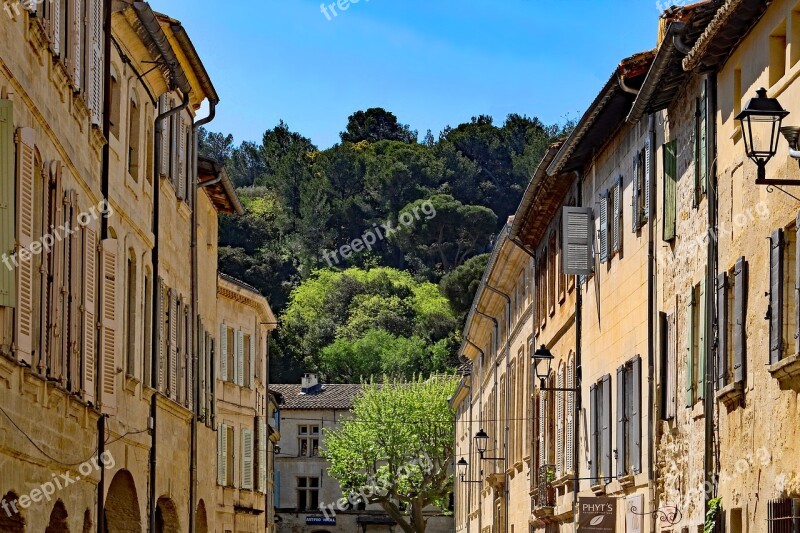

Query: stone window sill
left=716, top=381, right=744, bottom=409
left=769, top=353, right=800, bottom=389
left=618, top=474, right=635, bottom=488
left=590, top=483, right=606, bottom=495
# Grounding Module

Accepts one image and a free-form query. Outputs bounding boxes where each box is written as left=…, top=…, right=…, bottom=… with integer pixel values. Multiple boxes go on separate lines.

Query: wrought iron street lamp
left=736, top=88, right=793, bottom=185
left=473, top=429, right=503, bottom=461
left=456, top=458, right=482, bottom=484
left=532, top=345, right=580, bottom=392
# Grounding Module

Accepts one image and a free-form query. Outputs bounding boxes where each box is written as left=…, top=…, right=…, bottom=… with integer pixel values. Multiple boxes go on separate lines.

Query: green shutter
left=663, top=140, right=677, bottom=241
left=0, top=100, right=14, bottom=308
left=686, top=288, right=695, bottom=407
left=698, top=277, right=707, bottom=401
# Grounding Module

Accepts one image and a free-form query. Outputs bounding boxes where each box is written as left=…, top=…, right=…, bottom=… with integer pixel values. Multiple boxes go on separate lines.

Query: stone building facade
left=0, top=1, right=277, bottom=531
left=272, top=375, right=454, bottom=533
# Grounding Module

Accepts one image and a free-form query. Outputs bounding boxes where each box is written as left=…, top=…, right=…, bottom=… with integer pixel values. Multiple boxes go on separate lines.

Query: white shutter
left=613, top=177, right=621, bottom=253
left=88, top=0, right=103, bottom=125
left=257, top=417, right=267, bottom=493
left=220, top=324, right=228, bottom=381
left=99, top=238, right=118, bottom=415
left=565, top=358, right=575, bottom=473
left=644, top=140, right=651, bottom=222
left=157, top=279, right=165, bottom=391
left=186, top=305, right=193, bottom=410
left=562, top=207, right=594, bottom=275
left=236, top=329, right=244, bottom=386
left=159, top=96, right=170, bottom=178
left=599, top=192, right=609, bottom=263
left=250, top=335, right=255, bottom=388
left=170, top=104, right=178, bottom=185
left=218, top=424, right=227, bottom=486
left=242, top=428, right=254, bottom=490
left=15, top=128, right=36, bottom=367
left=81, top=221, right=97, bottom=405
left=47, top=163, right=64, bottom=380
left=555, top=367, right=564, bottom=476
left=52, top=0, right=62, bottom=57
left=169, top=291, right=178, bottom=399
left=71, top=0, right=82, bottom=90
left=538, top=391, right=545, bottom=466
left=177, top=117, right=185, bottom=200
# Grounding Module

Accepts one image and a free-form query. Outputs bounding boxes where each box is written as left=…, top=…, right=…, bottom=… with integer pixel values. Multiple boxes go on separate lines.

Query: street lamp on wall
left=456, top=458, right=482, bottom=484
left=473, top=429, right=504, bottom=461
left=736, top=87, right=799, bottom=185
left=532, top=345, right=580, bottom=392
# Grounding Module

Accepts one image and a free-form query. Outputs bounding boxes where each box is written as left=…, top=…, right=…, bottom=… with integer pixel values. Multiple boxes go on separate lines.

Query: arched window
left=555, top=363, right=565, bottom=476
left=128, top=92, right=141, bottom=181
left=565, top=354, right=575, bottom=474
left=110, top=66, right=121, bottom=139
left=0, top=492, right=25, bottom=532
left=143, top=267, right=152, bottom=387
left=125, top=248, right=137, bottom=377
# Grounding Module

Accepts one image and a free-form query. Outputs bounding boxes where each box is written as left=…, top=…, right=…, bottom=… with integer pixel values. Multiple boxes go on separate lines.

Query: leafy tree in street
left=323, top=376, right=458, bottom=533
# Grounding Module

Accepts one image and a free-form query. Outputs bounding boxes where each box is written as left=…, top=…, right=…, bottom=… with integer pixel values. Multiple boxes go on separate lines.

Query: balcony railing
left=535, top=464, right=556, bottom=508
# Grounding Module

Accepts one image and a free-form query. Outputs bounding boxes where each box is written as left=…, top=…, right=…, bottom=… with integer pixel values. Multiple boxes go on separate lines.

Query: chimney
left=301, top=373, right=320, bottom=394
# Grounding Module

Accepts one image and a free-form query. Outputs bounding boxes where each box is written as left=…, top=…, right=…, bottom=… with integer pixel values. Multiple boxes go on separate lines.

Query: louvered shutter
left=565, top=360, right=574, bottom=473
left=686, top=288, right=695, bottom=407
left=220, top=324, right=228, bottom=381
left=257, top=416, right=267, bottom=493
left=733, top=258, right=747, bottom=384
left=599, top=192, right=609, bottom=263
left=242, top=428, right=254, bottom=490
left=644, top=140, right=651, bottom=223
left=47, top=163, right=64, bottom=379
left=666, top=313, right=677, bottom=419
left=159, top=96, right=170, bottom=178
left=218, top=424, right=227, bottom=486
left=186, top=305, right=193, bottom=410
left=99, top=238, right=117, bottom=415
left=250, top=334, right=255, bottom=388
left=88, top=0, right=103, bottom=126
left=71, top=0, right=82, bottom=90
left=630, top=356, right=641, bottom=474
left=613, top=177, right=621, bottom=253
left=601, top=375, right=612, bottom=483
left=538, top=391, right=545, bottom=468
left=563, top=207, right=594, bottom=275
left=632, top=154, right=640, bottom=231
left=15, top=128, right=36, bottom=366
left=616, top=365, right=626, bottom=477
left=52, top=0, right=62, bottom=57
left=698, top=278, right=706, bottom=400
left=770, top=229, right=783, bottom=365
left=236, top=329, right=245, bottom=386
left=555, top=368, right=564, bottom=476
left=589, top=384, right=598, bottom=482
left=67, top=191, right=81, bottom=390
left=717, top=272, right=728, bottom=390
left=177, top=117, right=185, bottom=200
left=663, top=140, right=677, bottom=241
left=169, top=291, right=178, bottom=398
left=156, top=278, right=165, bottom=391
left=170, top=106, right=178, bottom=186
left=81, top=222, right=97, bottom=404
left=0, top=101, right=14, bottom=308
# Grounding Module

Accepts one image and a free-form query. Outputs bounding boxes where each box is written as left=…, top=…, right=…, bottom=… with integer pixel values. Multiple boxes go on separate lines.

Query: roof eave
left=509, top=142, right=563, bottom=242
left=130, top=2, right=192, bottom=95
left=627, top=23, right=685, bottom=123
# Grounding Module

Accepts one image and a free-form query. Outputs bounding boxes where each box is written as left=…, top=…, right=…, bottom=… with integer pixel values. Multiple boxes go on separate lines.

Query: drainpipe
left=484, top=284, right=511, bottom=533
left=465, top=338, right=485, bottom=533
left=619, top=76, right=640, bottom=96
left=149, top=90, right=190, bottom=533
left=647, top=114, right=658, bottom=533
left=97, top=0, right=112, bottom=531
left=704, top=71, right=719, bottom=513
left=573, top=171, right=583, bottom=532
left=189, top=99, right=216, bottom=533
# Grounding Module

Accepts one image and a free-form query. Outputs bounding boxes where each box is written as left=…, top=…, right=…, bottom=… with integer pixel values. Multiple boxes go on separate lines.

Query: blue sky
left=155, top=0, right=664, bottom=149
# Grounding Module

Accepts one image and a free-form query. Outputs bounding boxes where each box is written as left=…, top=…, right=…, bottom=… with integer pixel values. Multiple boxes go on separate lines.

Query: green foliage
left=341, top=108, right=418, bottom=144
left=323, top=376, right=458, bottom=533
left=704, top=497, right=722, bottom=533
left=439, top=254, right=490, bottom=318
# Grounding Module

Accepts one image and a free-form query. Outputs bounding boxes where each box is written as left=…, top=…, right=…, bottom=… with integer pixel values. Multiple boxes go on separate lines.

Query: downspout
left=97, top=0, right=112, bottom=530
left=149, top=90, right=190, bottom=533
left=465, top=338, right=485, bottom=533
left=484, top=283, right=511, bottom=533
left=619, top=76, right=640, bottom=96
left=189, top=99, right=217, bottom=533
left=704, top=71, right=719, bottom=512
left=573, top=171, right=583, bottom=531
left=647, top=114, right=658, bottom=533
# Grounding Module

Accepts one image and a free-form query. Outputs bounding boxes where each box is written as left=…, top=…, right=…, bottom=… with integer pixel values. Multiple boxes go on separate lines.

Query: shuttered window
left=15, top=128, right=36, bottom=367
left=695, top=81, right=708, bottom=206
left=159, top=96, right=170, bottom=178
left=562, top=207, right=594, bottom=276
left=99, top=238, right=118, bottom=415
left=770, top=229, right=785, bottom=365
left=589, top=384, right=598, bottom=482
left=143, top=273, right=152, bottom=388
left=660, top=312, right=677, bottom=419
left=220, top=323, right=228, bottom=382
left=733, top=258, right=747, bottom=384
left=0, top=101, right=14, bottom=309
left=256, top=416, right=267, bottom=493
left=88, top=0, right=103, bottom=126
left=564, top=357, right=575, bottom=474
left=241, top=427, right=254, bottom=490
left=601, top=375, right=611, bottom=483
left=613, top=176, right=622, bottom=253
left=599, top=191, right=609, bottom=263
left=81, top=221, right=98, bottom=405
left=698, top=278, right=707, bottom=401
left=686, top=287, right=696, bottom=407
left=590, top=375, right=612, bottom=484
left=663, top=140, right=677, bottom=241
left=548, top=233, right=556, bottom=316
left=555, top=365, right=564, bottom=477
left=217, top=423, right=228, bottom=486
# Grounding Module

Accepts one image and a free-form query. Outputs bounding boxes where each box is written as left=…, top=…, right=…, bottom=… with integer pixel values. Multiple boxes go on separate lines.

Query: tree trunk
left=381, top=501, right=415, bottom=533
left=411, top=502, right=427, bottom=533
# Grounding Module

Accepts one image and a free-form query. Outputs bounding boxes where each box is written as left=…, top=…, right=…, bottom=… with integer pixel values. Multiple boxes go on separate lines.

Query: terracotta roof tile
left=271, top=384, right=363, bottom=410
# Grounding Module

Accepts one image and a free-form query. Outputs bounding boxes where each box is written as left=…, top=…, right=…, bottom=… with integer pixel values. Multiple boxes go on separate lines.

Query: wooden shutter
left=686, top=288, right=695, bottom=407
left=616, top=365, right=626, bottom=478
left=249, top=334, right=255, bottom=388
left=589, top=384, right=598, bottom=482
left=70, top=0, right=82, bottom=90
left=159, top=96, right=170, bottom=178
left=563, top=207, right=593, bottom=275
left=538, top=389, right=545, bottom=468
left=770, top=229, right=784, bottom=365
left=599, top=191, right=609, bottom=263
left=15, top=127, right=36, bottom=366
left=220, top=323, right=228, bottom=381
left=170, top=105, right=178, bottom=186
left=663, top=140, right=677, bottom=241
left=52, top=0, right=62, bottom=57
left=242, top=427, right=254, bottom=490
left=613, top=177, right=621, bottom=253
left=217, top=423, right=227, bottom=486
left=644, top=140, right=651, bottom=223
left=698, top=277, right=707, bottom=400
left=67, top=191, right=81, bottom=390
left=177, top=116, right=185, bottom=200
left=88, top=0, right=103, bottom=126
left=99, top=238, right=117, bottom=415
left=699, top=83, right=708, bottom=196
left=47, top=163, right=64, bottom=380
left=257, top=416, right=267, bottom=493
left=555, top=368, right=564, bottom=476
left=734, top=257, right=747, bottom=384
left=0, top=101, right=14, bottom=308
left=716, top=272, right=728, bottom=390
left=565, top=360, right=574, bottom=473
left=666, top=313, right=677, bottom=418
left=169, top=291, right=178, bottom=398
left=186, top=305, right=192, bottom=409
left=156, top=278, right=165, bottom=391
left=601, top=375, right=612, bottom=483
left=81, top=221, right=97, bottom=405
left=630, top=356, right=641, bottom=474
left=632, top=154, right=640, bottom=231
left=236, top=329, right=244, bottom=386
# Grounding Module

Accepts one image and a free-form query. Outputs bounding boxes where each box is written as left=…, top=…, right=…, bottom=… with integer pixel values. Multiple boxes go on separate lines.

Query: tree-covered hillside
left=199, top=108, right=571, bottom=382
